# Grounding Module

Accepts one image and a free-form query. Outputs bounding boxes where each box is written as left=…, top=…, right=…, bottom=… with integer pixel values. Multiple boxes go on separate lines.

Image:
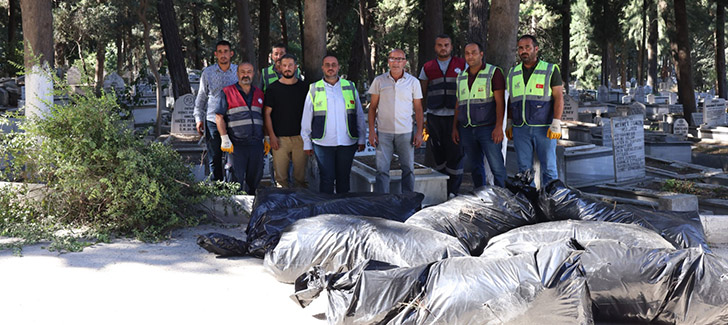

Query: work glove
left=221, top=134, right=234, bottom=153
left=505, top=119, right=513, bottom=140
left=264, top=138, right=271, bottom=155
left=422, top=127, right=430, bottom=142
left=547, top=118, right=562, bottom=140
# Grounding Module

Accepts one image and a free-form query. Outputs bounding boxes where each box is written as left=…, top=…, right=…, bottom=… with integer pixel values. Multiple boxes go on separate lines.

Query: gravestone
left=647, top=93, right=655, bottom=104
left=673, top=118, right=688, bottom=136
left=66, top=67, right=82, bottom=85
left=0, top=88, right=8, bottom=106
left=103, top=72, right=125, bottom=93
left=611, top=114, right=645, bottom=182
left=634, top=86, right=646, bottom=103
left=703, top=98, right=727, bottom=127
left=601, top=117, right=612, bottom=147
left=668, top=92, right=678, bottom=105
left=668, top=104, right=683, bottom=114
left=629, top=102, right=646, bottom=116
left=598, top=85, right=609, bottom=103
left=561, top=94, right=579, bottom=121
left=692, top=112, right=704, bottom=125
left=171, top=93, right=197, bottom=136
left=621, top=95, right=632, bottom=104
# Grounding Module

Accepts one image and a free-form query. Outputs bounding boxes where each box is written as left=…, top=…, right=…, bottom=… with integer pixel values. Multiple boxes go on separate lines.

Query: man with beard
left=301, top=55, right=367, bottom=194
left=505, top=35, right=564, bottom=185
left=451, top=42, right=507, bottom=187
left=368, top=49, right=424, bottom=194
left=263, top=54, right=308, bottom=188
left=419, top=34, right=466, bottom=197
left=215, top=62, right=265, bottom=194
left=261, top=43, right=302, bottom=92
left=194, top=40, right=238, bottom=182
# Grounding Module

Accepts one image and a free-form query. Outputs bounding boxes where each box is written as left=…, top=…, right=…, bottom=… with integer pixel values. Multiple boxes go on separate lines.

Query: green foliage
left=571, top=0, right=602, bottom=89
left=0, top=70, right=235, bottom=252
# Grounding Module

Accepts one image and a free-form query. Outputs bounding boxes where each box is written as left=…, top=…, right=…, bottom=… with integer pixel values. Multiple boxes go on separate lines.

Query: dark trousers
left=231, top=141, right=264, bottom=195
left=312, top=143, right=358, bottom=194
left=427, top=114, right=464, bottom=195
left=205, top=120, right=224, bottom=182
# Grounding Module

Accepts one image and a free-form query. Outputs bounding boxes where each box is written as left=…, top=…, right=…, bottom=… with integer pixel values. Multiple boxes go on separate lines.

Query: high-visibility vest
left=309, top=79, right=359, bottom=140
left=423, top=57, right=465, bottom=114
left=221, top=84, right=264, bottom=142
left=507, top=60, right=557, bottom=126
left=261, top=65, right=302, bottom=92
left=456, top=63, right=499, bottom=127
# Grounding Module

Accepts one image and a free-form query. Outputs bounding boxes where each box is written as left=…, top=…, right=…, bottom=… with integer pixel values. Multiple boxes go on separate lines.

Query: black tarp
left=404, top=186, right=536, bottom=256
left=245, top=188, right=424, bottom=257
left=538, top=180, right=709, bottom=250
left=264, top=214, right=469, bottom=283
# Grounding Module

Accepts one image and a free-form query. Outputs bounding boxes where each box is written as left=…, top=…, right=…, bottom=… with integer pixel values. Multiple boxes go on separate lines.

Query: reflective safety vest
left=261, top=65, right=302, bottom=92
left=309, top=79, right=359, bottom=140
left=221, top=84, right=264, bottom=143
left=456, top=64, right=499, bottom=127
left=507, top=60, right=557, bottom=126
left=423, top=57, right=465, bottom=115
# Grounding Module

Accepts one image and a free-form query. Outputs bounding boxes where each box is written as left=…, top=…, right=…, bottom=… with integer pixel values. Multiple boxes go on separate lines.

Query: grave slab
left=610, top=114, right=645, bottom=182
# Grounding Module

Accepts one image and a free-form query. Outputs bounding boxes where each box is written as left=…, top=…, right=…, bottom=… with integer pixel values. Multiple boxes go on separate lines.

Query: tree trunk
left=235, top=0, right=257, bottom=71
left=363, top=0, right=375, bottom=81
left=158, top=0, right=191, bottom=99
left=647, top=0, right=658, bottom=91
left=620, top=40, right=627, bottom=90
left=469, top=0, right=488, bottom=58
left=717, top=0, right=727, bottom=99
left=192, top=2, right=203, bottom=70
left=486, top=0, right=519, bottom=71
left=420, top=0, right=443, bottom=72
left=95, top=40, right=106, bottom=95
left=347, top=10, right=364, bottom=84
left=258, top=0, right=272, bottom=71
left=608, top=41, right=618, bottom=88
left=138, top=0, right=163, bottom=136
left=662, top=0, right=697, bottom=125
left=115, top=31, right=124, bottom=73
left=638, top=0, right=647, bottom=86
left=303, top=0, right=326, bottom=81
left=20, top=0, right=53, bottom=119
left=298, top=0, right=305, bottom=65
left=560, top=0, right=571, bottom=93
left=279, top=4, right=289, bottom=46
left=8, top=0, right=18, bottom=49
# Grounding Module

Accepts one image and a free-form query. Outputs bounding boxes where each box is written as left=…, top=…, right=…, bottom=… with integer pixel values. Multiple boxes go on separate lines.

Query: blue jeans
left=205, top=120, right=224, bottom=182
left=313, top=143, right=358, bottom=194
left=459, top=125, right=506, bottom=187
left=231, top=141, right=264, bottom=195
left=375, top=132, right=415, bottom=193
left=512, top=125, right=558, bottom=184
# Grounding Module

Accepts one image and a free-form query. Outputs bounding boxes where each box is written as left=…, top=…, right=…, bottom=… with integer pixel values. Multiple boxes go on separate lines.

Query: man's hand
left=413, top=131, right=423, bottom=148
left=547, top=118, right=562, bottom=140
left=269, top=135, right=280, bottom=151
left=357, top=144, right=365, bottom=152
left=304, top=149, right=313, bottom=156
left=221, top=134, right=234, bottom=153
left=492, top=126, right=504, bottom=144
left=505, top=119, right=513, bottom=140
left=452, top=127, right=460, bottom=145
left=368, top=131, right=378, bottom=148
left=196, top=121, right=205, bottom=136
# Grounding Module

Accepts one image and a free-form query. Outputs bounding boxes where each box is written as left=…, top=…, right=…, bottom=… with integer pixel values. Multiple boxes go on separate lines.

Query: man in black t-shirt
left=263, top=54, right=309, bottom=188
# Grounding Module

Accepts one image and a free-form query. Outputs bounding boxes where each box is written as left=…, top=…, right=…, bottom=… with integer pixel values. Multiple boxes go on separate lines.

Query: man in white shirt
left=300, top=55, right=367, bottom=194
left=367, top=49, right=424, bottom=193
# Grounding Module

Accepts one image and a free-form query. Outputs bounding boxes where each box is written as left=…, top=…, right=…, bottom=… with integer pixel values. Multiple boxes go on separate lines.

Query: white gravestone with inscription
left=692, top=112, right=704, bottom=126
left=673, top=118, right=688, bottom=136
left=703, top=98, right=727, bottom=127
left=171, top=93, right=199, bottom=136
left=103, top=72, right=126, bottom=93
left=561, top=94, right=579, bottom=121
left=611, top=114, right=645, bottom=182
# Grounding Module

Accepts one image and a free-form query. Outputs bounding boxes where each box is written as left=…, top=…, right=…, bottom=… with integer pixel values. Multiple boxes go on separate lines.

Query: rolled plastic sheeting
left=405, top=186, right=536, bottom=256
left=246, top=188, right=424, bottom=257
left=538, top=180, right=708, bottom=250
left=264, top=214, right=469, bottom=284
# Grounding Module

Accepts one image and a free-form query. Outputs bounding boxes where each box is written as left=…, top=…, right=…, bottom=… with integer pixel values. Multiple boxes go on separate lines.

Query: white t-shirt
left=367, top=72, right=423, bottom=134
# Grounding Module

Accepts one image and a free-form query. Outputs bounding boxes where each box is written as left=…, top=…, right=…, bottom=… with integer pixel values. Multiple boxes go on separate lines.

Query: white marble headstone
left=673, top=118, right=688, bottom=136
left=611, top=114, right=645, bottom=182
left=171, top=93, right=198, bottom=136
left=103, top=72, right=126, bottom=92
left=561, top=94, right=579, bottom=121
left=702, top=97, right=727, bottom=127
left=66, top=67, right=82, bottom=85
left=647, top=94, right=655, bottom=104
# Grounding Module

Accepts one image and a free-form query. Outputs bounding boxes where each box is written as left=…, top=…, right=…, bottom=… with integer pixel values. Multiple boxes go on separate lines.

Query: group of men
left=193, top=33, right=563, bottom=197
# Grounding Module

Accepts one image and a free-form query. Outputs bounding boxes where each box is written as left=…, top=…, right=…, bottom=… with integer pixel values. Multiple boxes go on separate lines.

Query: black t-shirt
left=522, top=61, right=563, bottom=87
left=263, top=80, right=308, bottom=137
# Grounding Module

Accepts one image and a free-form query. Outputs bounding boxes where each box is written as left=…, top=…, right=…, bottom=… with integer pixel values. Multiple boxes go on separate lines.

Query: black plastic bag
left=539, top=180, right=709, bottom=250
left=405, top=186, right=536, bottom=256
left=246, top=191, right=424, bottom=257
left=196, top=232, right=249, bottom=257
left=264, top=214, right=469, bottom=283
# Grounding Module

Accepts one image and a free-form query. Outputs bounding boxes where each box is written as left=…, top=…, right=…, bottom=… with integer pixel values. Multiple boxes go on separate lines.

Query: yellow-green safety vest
left=456, top=63, right=499, bottom=127
left=507, top=60, right=557, bottom=127
left=310, top=79, right=359, bottom=140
